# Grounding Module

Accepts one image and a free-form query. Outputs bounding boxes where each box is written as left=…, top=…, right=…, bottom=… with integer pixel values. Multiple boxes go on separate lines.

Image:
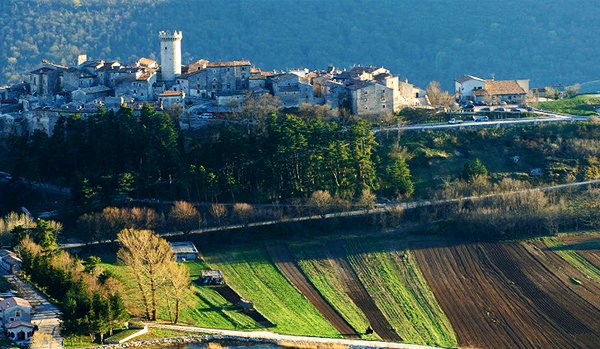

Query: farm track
left=266, top=245, right=359, bottom=338
left=326, top=241, right=402, bottom=342
left=413, top=241, right=600, bottom=349
left=212, top=285, right=274, bottom=328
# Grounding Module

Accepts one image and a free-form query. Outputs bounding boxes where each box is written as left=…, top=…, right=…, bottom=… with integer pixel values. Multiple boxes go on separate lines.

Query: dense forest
left=1, top=0, right=599, bottom=90
left=1, top=105, right=413, bottom=205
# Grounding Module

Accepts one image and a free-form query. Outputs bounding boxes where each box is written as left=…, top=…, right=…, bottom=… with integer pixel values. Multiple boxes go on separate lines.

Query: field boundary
left=326, top=241, right=402, bottom=342
left=266, top=244, right=359, bottom=338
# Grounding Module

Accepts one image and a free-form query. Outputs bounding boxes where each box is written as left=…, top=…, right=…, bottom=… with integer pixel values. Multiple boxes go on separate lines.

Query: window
left=165, top=47, right=168, bottom=50
left=382, top=105, right=386, bottom=109
left=227, top=84, right=231, bottom=89
left=15, top=311, right=20, bottom=317
left=242, top=67, right=246, bottom=71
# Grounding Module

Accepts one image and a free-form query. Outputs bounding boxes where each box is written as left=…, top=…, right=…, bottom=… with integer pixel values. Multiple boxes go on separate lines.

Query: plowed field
left=414, top=241, right=600, bottom=349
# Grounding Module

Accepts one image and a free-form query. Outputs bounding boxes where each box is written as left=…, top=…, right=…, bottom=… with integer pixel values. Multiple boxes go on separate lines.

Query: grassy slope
left=542, top=236, right=600, bottom=285
left=293, top=243, right=380, bottom=340
left=344, top=240, right=457, bottom=347
left=102, top=261, right=258, bottom=329
left=203, top=246, right=340, bottom=337
left=537, top=94, right=600, bottom=116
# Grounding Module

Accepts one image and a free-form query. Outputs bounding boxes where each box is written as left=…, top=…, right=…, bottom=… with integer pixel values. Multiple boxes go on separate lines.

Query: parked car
left=200, top=112, right=214, bottom=119
left=495, top=108, right=505, bottom=112
left=511, top=108, right=521, bottom=112
left=474, top=101, right=487, bottom=106
left=472, top=115, right=489, bottom=122
left=448, top=118, right=464, bottom=124
left=462, top=104, right=474, bottom=109
left=480, top=107, right=491, bottom=112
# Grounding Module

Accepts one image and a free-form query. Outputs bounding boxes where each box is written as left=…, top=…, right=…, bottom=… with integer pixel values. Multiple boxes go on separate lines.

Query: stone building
left=29, top=67, right=61, bottom=98
left=158, top=90, right=185, bottom=109
left=159, top=30, right=183, bottom=81
left=348, top=80, right=394, bottom=115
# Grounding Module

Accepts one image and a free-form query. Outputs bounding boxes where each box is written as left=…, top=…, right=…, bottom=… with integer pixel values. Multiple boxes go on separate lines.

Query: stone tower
left=159, top=30, right=183, bottom=81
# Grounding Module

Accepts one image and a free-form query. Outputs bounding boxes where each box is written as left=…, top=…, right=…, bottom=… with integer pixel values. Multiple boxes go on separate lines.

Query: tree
left=117, top=228, right=174, bottom=320
left=545, top=86, right=560, bottom=100
left=384, top=158, right=414, bottom=198
left=209, top=203, right=227, bottom=225
left=462, top=158, right=488, bottom=181
left=168, top=201, right=201, bottom=233
left=564, top=83, right=581, bottom=98
left=232, top=203, right=254, bottom=223
left=163, top=262, right=191, bottom=324
left=357, top=188, right=377, bottom=212
left=426, top=81, right=454, bottom=109
left=116, top=172, right=135, bottom=201
left=308, top=190, right=333, bottom=216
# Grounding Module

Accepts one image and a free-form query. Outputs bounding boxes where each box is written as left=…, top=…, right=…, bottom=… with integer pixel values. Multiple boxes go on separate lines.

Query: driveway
left=3, top=273, right=63, bottom=347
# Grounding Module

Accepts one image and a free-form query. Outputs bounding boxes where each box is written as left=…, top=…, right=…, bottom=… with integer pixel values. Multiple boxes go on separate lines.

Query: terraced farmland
left=266, top=244, right=359, bottom=338
left=344, top=240, right=457, bottom=347
left=293, top=243, right=378, bottom=340
left=414, top=241, right=600, bottom=349
left=202, top=246, right=340, bottom=337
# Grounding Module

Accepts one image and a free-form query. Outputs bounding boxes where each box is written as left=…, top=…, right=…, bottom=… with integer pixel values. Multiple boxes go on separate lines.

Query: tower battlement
left=159, top=30, right=183, bottom=41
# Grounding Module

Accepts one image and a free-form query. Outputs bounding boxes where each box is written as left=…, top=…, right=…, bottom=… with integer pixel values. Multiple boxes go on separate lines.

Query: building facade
left=159, top=30, right=183, bottom=81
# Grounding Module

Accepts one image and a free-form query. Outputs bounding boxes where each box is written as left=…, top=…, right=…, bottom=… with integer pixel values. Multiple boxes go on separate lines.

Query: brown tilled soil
left=326, top=241, right=402, bottom=342
left=413, top=241, right=600, bottom=349
left=266, top=244, right=359, bottom=338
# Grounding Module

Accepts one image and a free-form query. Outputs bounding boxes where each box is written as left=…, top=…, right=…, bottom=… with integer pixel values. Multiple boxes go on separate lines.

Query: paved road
left=61, top=179, right=600, bottom=249
left=375, top=109, right=591, bottom=133
left=3, top=273, right=63, bottom=348
left=147, top=323, right=445, bottom=349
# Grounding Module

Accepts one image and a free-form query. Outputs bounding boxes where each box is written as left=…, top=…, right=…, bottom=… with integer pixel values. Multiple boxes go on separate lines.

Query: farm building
left=170, top=241, right=199, bottom=262
left=200, top=270, right=224, bottom=285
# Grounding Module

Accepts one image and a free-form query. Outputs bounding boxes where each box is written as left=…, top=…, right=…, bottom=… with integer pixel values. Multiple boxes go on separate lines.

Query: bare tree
left=426, top=81, right=454, bottom=110
left=232, top=203, right=254, bottom=223
left=209, top=203, right=227, bottom=225
left=357, top=188, right=377, bottom=212
left=308, top=190, right=333, bottom=217
left=169, top=201, right=201, bottom=233
left=117, top=228, right=174, bottom=320
left=163, top=261, right=191, bottom=324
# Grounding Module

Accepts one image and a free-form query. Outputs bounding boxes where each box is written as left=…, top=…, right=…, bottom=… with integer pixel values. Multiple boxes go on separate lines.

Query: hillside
left=2, top=0, right=600, bottom=89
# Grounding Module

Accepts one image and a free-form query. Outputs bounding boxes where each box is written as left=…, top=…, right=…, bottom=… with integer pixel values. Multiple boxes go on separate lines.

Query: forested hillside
left=1, top=0, right=599, bottom=89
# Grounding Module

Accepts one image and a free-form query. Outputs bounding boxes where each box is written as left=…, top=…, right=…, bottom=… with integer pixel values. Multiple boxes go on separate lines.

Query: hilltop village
left=0, top=31, right=535, bottom=136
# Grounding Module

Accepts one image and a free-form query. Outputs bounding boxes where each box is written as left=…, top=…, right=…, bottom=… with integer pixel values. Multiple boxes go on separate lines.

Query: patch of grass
left=293, top=243, right=379, bottom=340
left=63, top=335, right=97, bottom=348
left=536, top=94, right=600, bottom=116
left=105, top=328, right=142, bottom=342
left=133, top=328, right=201, bottom=341
left=344, top=240, right=457, bottom=347
left=203, top=246, right=340, bottom=337
left=102, top=262, right=259, bottom=330
left=542, top=237, right=600, bottom=285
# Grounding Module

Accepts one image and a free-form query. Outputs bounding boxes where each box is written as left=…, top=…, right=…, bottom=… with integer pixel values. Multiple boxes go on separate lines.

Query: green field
left=344, top=240, right=457, bottom=347
left=542, top=236, right=600, bottom=285
left=536, top=94, right=600, bottom=116
left=102, top=261, right=259, bottom=330
left=202, top=246, right=340, bottom=337
left=293, top=242, right=379, bottom=340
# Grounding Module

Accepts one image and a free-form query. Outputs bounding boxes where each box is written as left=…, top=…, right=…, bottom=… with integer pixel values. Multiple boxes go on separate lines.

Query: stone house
left=0, top=249, right=22, bottom=274
left=473, top=80, right=529, bottom=105
left=71, top=85, right=112, bottom=103
left=29, top=67, right=61, bottom=98
left=114, top=71, right=156, bottom=102
left=0, top=297, right=35, bottom=342
left=158, top=90, right=185, bottom=109
left=348, top=80, right=394, bottom=115
left=268, top=73, right=314, bottom=108
left=455, top=75, right=486, bottom=102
